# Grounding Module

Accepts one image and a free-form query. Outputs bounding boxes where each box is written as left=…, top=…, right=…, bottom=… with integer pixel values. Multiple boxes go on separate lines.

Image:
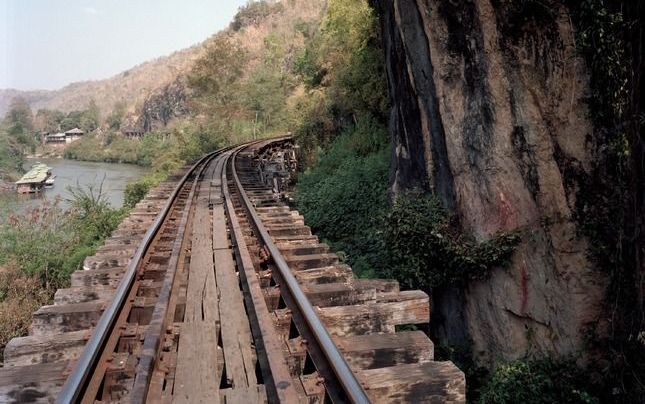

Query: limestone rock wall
left=376, top=0, right=607, bottom=366
left=137, top=76, right=191, bottom=133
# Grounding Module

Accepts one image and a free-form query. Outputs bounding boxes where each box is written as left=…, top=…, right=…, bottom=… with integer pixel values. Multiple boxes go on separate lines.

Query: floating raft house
left=16, top=163, right=52, bottom=194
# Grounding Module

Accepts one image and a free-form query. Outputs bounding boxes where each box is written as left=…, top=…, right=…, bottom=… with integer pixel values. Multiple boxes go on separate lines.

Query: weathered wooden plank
left=54, top=286, right=115, bottom=305
left=213, top=201, right=257, bottom=388
left=317, top=291, right=430, bottom=336
left=277, top=242, right=330, bottom=256
left=221, top=385, right=266, bottom=403
left=183, top=196, right=218, bottom=324
left=225, top=178, right=301, bottom=403
left=0, top=361, right=70, bottom=403
left=301, top=282, right=376, bottom=307
left=213, top=158, right=261, bottom=391
left=3, top=330, right=91, bottom=367
left=293, top=264, right=354, bottom=285
left=285, top=253, right=339, bottom=270
left=173, top=321, right=220, bottom=404
left=31, top=301, right=105, bottom=336
left=267, top=225, right=312, bottom=237
left=174, top=176, right=220, bottom=402
left=70, top=267, right=125, bottom=288
left=83, top=254, right=132, bottom=270
left=334, top=331, right=434, bottom=370
left=358, top=361, right=466, bottom=403
left=352, top=278, right=400, bottom=293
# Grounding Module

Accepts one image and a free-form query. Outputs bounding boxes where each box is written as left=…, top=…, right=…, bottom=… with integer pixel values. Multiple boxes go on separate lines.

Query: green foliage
left=64, top=130, right=180, bottom=167
left=230, top=1, right=284, bottom=32
left=0, top=98, right=36, bottom=178
left=107, top=101, right=126, bottom=131
left=292, top=0, right=388, bottom=161
left=575, top=1, right=629, bottom=127
left=3, top=97, right=37, bottom=154
left=0, top=126, right=25, bottom=179
left=59, top=100, right=101, bottom=133
left=5, top=97, right=34, bottom=138
left=479, top=358, right=598, bottom=404
left=293, top=0, right=518, bottom=288
left=66, top=184, right=126, bottom=246
left=296, top=124, right=389, bottom=277
left=296, top=117, right=520, bottom=285
left=377, top=192, right=520, bottom=290
left=124, top=178, right=153, bottom=209
left=34, top=109, right=65, bottom=133
left=565, top=3, right=644, bottom=401
left=0, top=185, right=125, bottom=288
left=189, top=35, right=247, bottom=110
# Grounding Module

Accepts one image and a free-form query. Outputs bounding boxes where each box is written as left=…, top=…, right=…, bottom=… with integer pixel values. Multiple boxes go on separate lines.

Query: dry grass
left=0, top=263, right=52, bottom=363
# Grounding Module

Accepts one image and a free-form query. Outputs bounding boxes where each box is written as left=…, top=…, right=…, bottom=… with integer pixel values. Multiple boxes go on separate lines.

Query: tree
left=81, top=99, right=100, bottom=133
left=4, top=97, right=36, bottom=152
left=5, top=97, right=34, bottom=137
left=34, top=109, right=65, bottom=133
left=60, top=111, right=83, bottom=132
left=189, top=35, right=248, bottom=112
left=106, top=101, right=126, bottom=131
left=60, top=101, right=101, bottom=133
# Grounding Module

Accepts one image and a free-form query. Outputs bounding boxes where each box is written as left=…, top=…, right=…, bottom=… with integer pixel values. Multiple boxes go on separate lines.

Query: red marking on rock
left=520, top=265, right=528, bottom=315
left=497, top=191, right=517, bottom=230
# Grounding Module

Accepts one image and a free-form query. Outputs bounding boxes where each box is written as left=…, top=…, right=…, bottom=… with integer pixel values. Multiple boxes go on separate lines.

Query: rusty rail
left=230, top=144, right=370, bottom=403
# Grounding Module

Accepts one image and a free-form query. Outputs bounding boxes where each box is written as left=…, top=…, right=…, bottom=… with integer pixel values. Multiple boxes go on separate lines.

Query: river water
left=11, top=158, right=148, bottom=210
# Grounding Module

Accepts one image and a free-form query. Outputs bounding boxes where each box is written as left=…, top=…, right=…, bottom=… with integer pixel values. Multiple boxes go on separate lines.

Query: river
left=10, top=158, right=149, bottom=210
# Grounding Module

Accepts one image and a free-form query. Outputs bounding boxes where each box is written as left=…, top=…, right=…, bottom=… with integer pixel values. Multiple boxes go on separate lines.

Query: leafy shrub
left=0, top=185, right=125, bottom=356
left=0, top=186, right=125, bottom=288
left=124, top=176, right=159, bottom=208
left=296, top=115, right=390, bottom=276
left=479, top=358, right=598, bottom=404
left=377, top=191, right=520, bottom=291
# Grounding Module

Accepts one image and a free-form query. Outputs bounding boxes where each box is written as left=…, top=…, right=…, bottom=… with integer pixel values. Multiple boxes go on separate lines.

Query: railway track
left=0, top=138, right=465, bottom=403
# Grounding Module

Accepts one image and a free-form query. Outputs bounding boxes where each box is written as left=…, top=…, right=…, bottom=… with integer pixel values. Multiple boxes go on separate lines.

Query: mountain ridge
left=0, top=44, right=204, bottom=118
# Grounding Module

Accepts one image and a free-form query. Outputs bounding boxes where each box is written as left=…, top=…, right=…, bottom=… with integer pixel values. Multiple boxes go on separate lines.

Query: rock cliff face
left=136, top=76, right=191, bottom=133
left=376, top=0, right=607, bottom=366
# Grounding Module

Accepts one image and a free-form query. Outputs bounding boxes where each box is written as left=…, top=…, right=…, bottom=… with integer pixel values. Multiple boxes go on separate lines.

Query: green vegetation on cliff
left=293, top=0, right=519, bottom=289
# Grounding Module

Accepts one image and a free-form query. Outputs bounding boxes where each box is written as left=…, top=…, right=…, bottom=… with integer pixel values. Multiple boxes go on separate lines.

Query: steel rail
left=230, top=141, right=370, bottom=404
left=57, top=147, right=230, bottom=404
left=129, top=146, right=217, bottom=403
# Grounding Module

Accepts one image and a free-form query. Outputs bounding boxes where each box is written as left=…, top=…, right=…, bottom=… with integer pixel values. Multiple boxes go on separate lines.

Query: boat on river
left=44, top=175, right=56, bottom=188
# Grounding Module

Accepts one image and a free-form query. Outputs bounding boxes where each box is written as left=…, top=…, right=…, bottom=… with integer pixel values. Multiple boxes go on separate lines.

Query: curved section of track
left=0, top=138, right=466, bottom=403
left=59, top=146, right=231, bottom=403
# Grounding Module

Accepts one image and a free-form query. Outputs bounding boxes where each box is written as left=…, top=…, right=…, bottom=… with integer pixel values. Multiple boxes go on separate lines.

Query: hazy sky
left=0, top=0, right=249, bottom=90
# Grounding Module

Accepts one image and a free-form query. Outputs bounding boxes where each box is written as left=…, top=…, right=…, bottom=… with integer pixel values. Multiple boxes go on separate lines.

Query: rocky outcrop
left=377, top=0, right=606, bottom=366
left=136, top=76, right=191, bottom=133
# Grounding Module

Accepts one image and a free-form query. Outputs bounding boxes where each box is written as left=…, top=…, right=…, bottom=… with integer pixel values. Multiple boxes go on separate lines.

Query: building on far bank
left=64, top=128, right=84, bottom=143
left=44, top=132, right=67, bottom=145
left=44, top=128, right=85, bottom=145
left=121, top=126, right=145, bottom=139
